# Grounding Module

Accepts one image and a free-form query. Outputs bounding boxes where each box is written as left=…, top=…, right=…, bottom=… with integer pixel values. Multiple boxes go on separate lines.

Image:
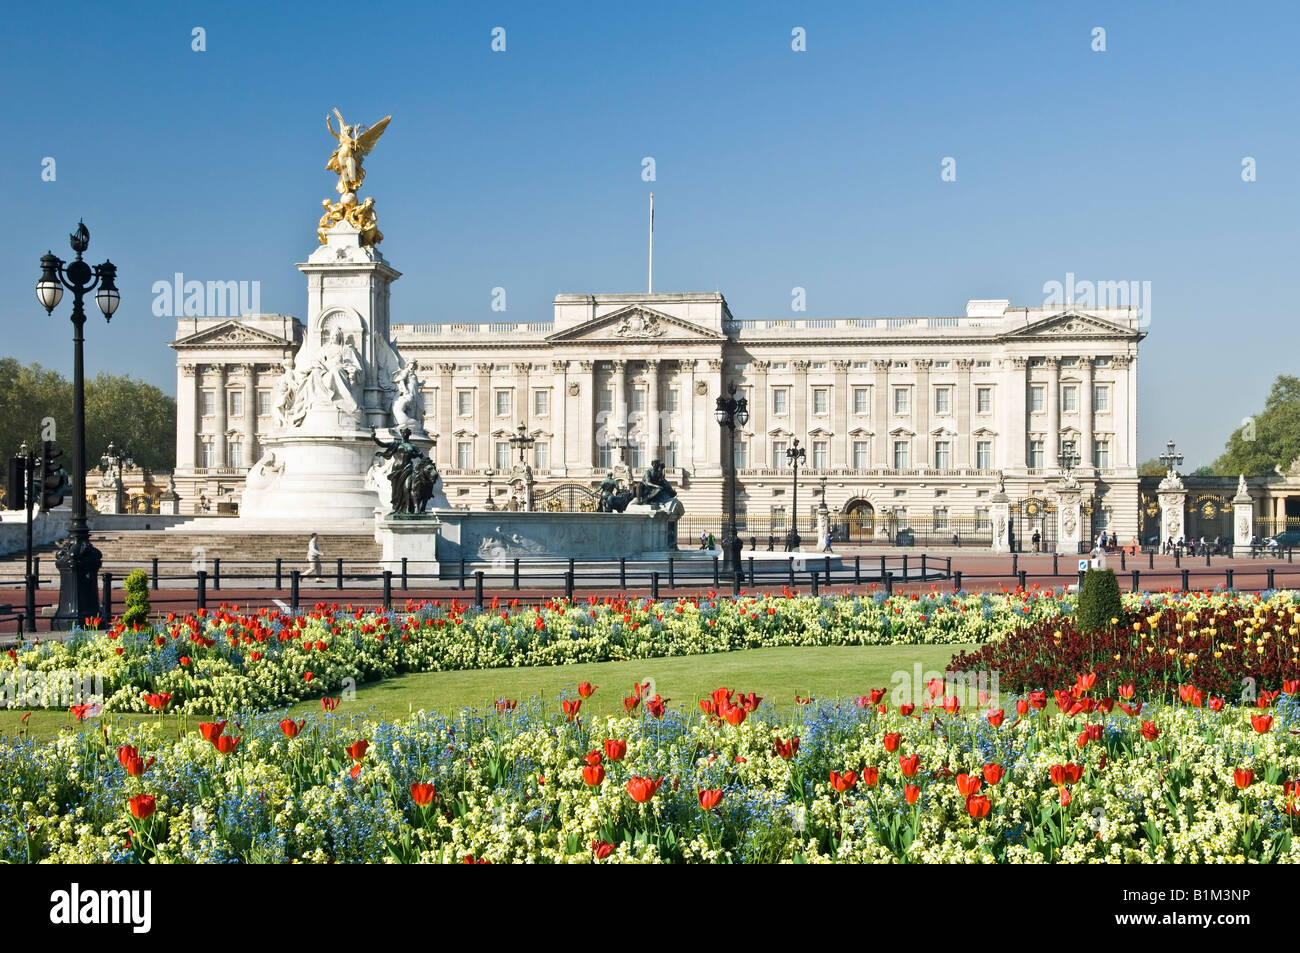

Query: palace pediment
left=1007, top=310, right=1140, bottom=340
left=172, top=320, right=296, bottom=349
left=545, top=305, right=727, bottom=345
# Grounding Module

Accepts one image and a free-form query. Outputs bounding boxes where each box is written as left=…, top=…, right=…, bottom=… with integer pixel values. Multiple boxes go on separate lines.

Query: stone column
left=551, top=360, right=568, bottom=476
left=213, top=364, right=228, bottom=467
left=242, top=363, right=257, bottom=468
left=1080, top=357, right=1094, bottom=470
left=832, top=360, right=850, bottom=468
left=437, top=363, right=455, bottom=469
left=514, top=362, right=531, bottom=433
left=1157, top=476, right=1187, bottom=545
left=680, top=359, right=697, bottom=470
left=703, top=359, right=725, bottom=472
left=1233, top=477, right=1254, bottom=556
left=476, top=363, right=493, bottom=467
left=177, top=364, right=198, bottom=469
left=792, top=359, right=810, bottom=453
left=645, top=359, right=661, bottom=462
left=611, top=360, right=627, bottom=446
left=872, top=360, right=890, bottom=468
left=1114, top=355, right=1134, bottom=470
left=1009, top=357, right=1028, bottom=470
left=1045, top=357, right=1060, bottom=475
left=749, top=360, right=769, bottom=474
left=577, top=360, right=595, bottom=467
left=955, top=359, right=973, bottom=467
left=914, top=359, right=932, bottom=468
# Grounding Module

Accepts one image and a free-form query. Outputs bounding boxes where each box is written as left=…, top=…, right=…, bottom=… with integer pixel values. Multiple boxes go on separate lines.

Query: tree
left=1138, top=458, right=1167, bottom=477
left=0, top=360, right=176, bottom=472
left=1212, top=375, right=1300, bottom=476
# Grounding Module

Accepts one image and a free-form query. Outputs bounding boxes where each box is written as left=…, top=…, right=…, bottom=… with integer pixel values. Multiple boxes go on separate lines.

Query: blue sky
left=3, top=0, right=1295, bottom=467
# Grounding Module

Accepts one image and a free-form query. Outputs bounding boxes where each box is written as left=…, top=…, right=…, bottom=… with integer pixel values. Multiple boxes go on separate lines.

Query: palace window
left=934, top=440, right=951, bottom=469
left=457, top=391, right=473, bottom=417
left=893, top=388, right=909, bottom=415
left=812, top=441, right=828, bottom=470
left=1093, top=384, right=1110, bottom=412
left=495, top=390, right=511, bottom=417
left=631, top=389, right=646, bottom=413
left=852, top=361, right=869, bottom=370
left=1094, top=438, right=1111, bottom=469
left=893, top=440, right=910, bottom=469
left=229, top=391, right=243, bottom=417
left=934, top=387, right=951, bottom=415
left=933, top=508, right=949, bottom=531
left=201, top=440, right=215, bottom=468
left=976, top=360, right=991, bottom=368
left=534, top=442, right=549, bottom=470
left=976, top=440, right=992, bottom=470
left=894, top=488, right=907, bottom=498
left=811, top=361, right=827, bottom=370
left=665, top=439, right=680, bottom=468
left=853, top=388, right=869, bottom=415
left=734, top=440, right=747, bottom=468
left=1062, top=385, right=1078, bottom=413
left=976, top=387, right=992, bottom=414
left=975, top=508, right=990, bottom=531
left=257, top=390, right=271, bottom=417
left=598, top=389, right=613, bottom=413
left=772, top=388, right=788, bottom=415
left=533, top=390, right=549, bottom=416
left=457, top=442, right=472, bottom=469
left=229, top=441, right=244, bottom=469
left=1029, top=440, right=1045, bottom=469
left=772, top=440, right=788, bottom=469
left=201, top=390, right=215, bottom=417
left=1030, top=386, right=1045, bottom=413
left=455, top=364, right=471, bottom=373
left=852, top=441, right=870, bottom=469
left=812, top=388, right=828, bottom=415
left=665, top=388, right=680, bottom=412
left=598, top=443, right=613, bottom=468
left=495, top=442, right=511, bottom=470
left=935, top=360, right=949, bottom=369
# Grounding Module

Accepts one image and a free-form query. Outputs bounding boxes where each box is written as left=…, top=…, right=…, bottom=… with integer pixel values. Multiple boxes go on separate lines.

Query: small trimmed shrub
left=122, top=569, right=151, bottom=628
left=1075, top=568, right=1123, bottom=632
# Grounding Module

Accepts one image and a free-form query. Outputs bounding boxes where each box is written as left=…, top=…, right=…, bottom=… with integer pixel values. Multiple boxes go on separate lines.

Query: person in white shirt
left=307, top=533, right=324, bottom=581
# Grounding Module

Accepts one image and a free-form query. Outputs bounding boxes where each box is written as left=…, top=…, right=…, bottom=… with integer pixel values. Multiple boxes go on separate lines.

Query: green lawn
left=0, top=644, right=968, bottom=741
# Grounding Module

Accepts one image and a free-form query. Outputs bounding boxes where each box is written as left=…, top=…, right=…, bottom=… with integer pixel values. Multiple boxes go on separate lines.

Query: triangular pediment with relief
left=172, top=320, right=295, bottom=349
left=545, top=305, right=727, bottom=344
left=1007, top=311, right=1140, bottom=340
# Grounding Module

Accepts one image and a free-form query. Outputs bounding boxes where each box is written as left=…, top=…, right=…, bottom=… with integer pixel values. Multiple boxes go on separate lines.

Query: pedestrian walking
left=307, top=533, right=324, bottom=582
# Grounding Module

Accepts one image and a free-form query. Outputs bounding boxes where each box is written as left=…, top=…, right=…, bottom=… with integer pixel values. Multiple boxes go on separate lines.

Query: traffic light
left=39, top=440, right=69, bottom=513
left=5, top=455, right=24, bottom=510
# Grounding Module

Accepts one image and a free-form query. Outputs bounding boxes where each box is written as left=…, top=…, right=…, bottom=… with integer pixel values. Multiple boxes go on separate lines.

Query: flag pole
left=648, top=192, right=654, bottom=295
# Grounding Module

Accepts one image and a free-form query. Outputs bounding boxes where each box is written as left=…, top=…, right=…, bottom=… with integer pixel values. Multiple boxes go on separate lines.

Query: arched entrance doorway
left=844, top=500, right=875, bottom=542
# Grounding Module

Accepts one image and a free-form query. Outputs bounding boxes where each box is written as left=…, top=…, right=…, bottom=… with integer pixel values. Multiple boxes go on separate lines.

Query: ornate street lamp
left=784, top=437, right=806, bottom=551
left=713, top=382, right=749, bottom=576
left=36, top=221, right=119, bottom=628
left=508, top=422, right=536, bottom=511
left=1056, top=438, right=1080, bottom=483
left=1158, top=439, right=1183, bottom=478
left=483, top=467, right=497, bottom=511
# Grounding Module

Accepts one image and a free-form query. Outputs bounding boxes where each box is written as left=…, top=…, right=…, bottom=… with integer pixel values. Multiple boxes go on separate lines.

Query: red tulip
left=214, top=735, right=241, bottom=755
left=1233, top=768, right=1254, bottom=790
left=882, top=732, right=901, bottom=752
left=495, top=698, right=517, bottom=713
left=829, top=770, right=858, bottom=792
left=604, top=739, right=627, bottom=761
left=320, top=696, right=339, bottom=712
left=983, top=763, right=1004, bottom=785
left=117, top=744, right=139, bottom=768
left=860, top=766, right=879, bottom=787
left=942, top=696, right=960, bottom=716
left=1208, top=697, right=1225, bottom=712
left=722, top=703, right=747, bottom=726
left=986, top=708, right=1005, bottom=727
left=279, top=718, right=304, bottom=738
left=1075, top=672, right=1097, bottom=693
left=1059, top=787, right=1072, bottom=807
left=626, top=776, right=663, bottom=803
left=561, top=699, right=582, bottom=721
left=1118, top=683, right=1135, bottom=700
left=198, top=721, right=225, bottom=743
left=623, top=695, right=641, bottom=712
left=698, top=789, right=723, bottom=810
left=1252, top=713, right=1273, bottom=734
left=698, top=699, right=716, bottom=716
left=584, top=750, right=603, bottom=767
left=645, top=695, right=669, bottom=719
left=1284, top=679, right=1300, bottom=695
left=1050, top=763, right=1083, bottom=786
left=1053, top=689, right=1074, bottom=714
left=582, top=764, right=606, bottom=786
left=411, top=782, right=436, bottom=806
left=899, top=703, right=915, bottom=716
left=346, top=739, right=369, bottom=761
left=143, top=692, right=172, bottom=712
left=738, top=692, right=763, bottom=712
left=904, top=783, right=921, bottom=805
left=577, top=682, right=596, bottom=698
left=965, top=794, right=991, bottom=819
left=926, top=677, right=944, bottom=698
left=125, top=756, right=146, bottom=777
left=1140, top=721, right=1160, bottom=741
left=898, top=754, right=920, bottom=778
left=591, top=839, right=615, bottom=859
left=710, top=687, right=733, bottom=707
left=128, top=794, right=156, bottom=820
left=774, top=736, right=800, bottom=760
left=955, top=773, right=982, bottom=797
left=1015, top=699, right=1029, bottom=716
left=1118, top=701, right=1144, bottom=717
left=1028, top=690, right=1046, bottom=710
left=1097, top=697, right=1115, bottom=714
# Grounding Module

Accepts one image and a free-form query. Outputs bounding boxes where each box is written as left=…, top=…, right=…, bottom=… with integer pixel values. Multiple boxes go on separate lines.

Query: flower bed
left=951, top=589, right=1300, bottom=701
left=3, top=590, right=1067, bottom=714
left=4, top=680, right=1299, bottom=863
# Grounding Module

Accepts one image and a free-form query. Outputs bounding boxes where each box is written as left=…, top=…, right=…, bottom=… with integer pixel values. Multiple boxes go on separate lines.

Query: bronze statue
left=596, top=473, right=634, bottom=513
left=371, top=426, right=434, bottom=515
left=636, top=458, right=676, bottom=505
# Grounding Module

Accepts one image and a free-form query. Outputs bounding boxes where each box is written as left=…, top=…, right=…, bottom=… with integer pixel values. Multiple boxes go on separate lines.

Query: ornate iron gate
left=533, top=482, right=599, bottom=512
left=1014, top=497, right=1056, bottom=553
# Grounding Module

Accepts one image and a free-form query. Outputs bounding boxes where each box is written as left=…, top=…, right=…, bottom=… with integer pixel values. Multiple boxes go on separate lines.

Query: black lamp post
left=508, top=422, right=536, bottom=511
left=483, top=466, right=497, bottom=511
left=36, top=221, right=119, bottom=629
left=784, top=437, right=806, bottom=552
left=98, top=441, right=134, bottom=512
left=713, top=382, right=749, bottom=576
left=1158, top=439, right=1183, bottom=478
left=1056, top=438, right=1080, bottom=481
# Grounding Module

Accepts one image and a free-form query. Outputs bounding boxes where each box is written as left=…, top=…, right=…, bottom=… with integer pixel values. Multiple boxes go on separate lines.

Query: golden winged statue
left=320, top=109, right=391, bottom=246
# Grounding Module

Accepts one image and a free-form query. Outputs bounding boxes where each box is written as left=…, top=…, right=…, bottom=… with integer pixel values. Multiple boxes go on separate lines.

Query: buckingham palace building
left=170, top=292, right=1145, bottom=547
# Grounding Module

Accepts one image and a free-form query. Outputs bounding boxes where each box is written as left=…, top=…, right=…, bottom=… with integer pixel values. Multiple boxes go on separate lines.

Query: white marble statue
left=300, top=328, right=364, bottom=422
left=391, top=363, right=425, bottom=430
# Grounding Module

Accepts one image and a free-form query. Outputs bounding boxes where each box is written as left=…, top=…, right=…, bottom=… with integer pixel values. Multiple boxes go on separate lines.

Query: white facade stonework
left=173, top=294, right=1145, bottom=544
